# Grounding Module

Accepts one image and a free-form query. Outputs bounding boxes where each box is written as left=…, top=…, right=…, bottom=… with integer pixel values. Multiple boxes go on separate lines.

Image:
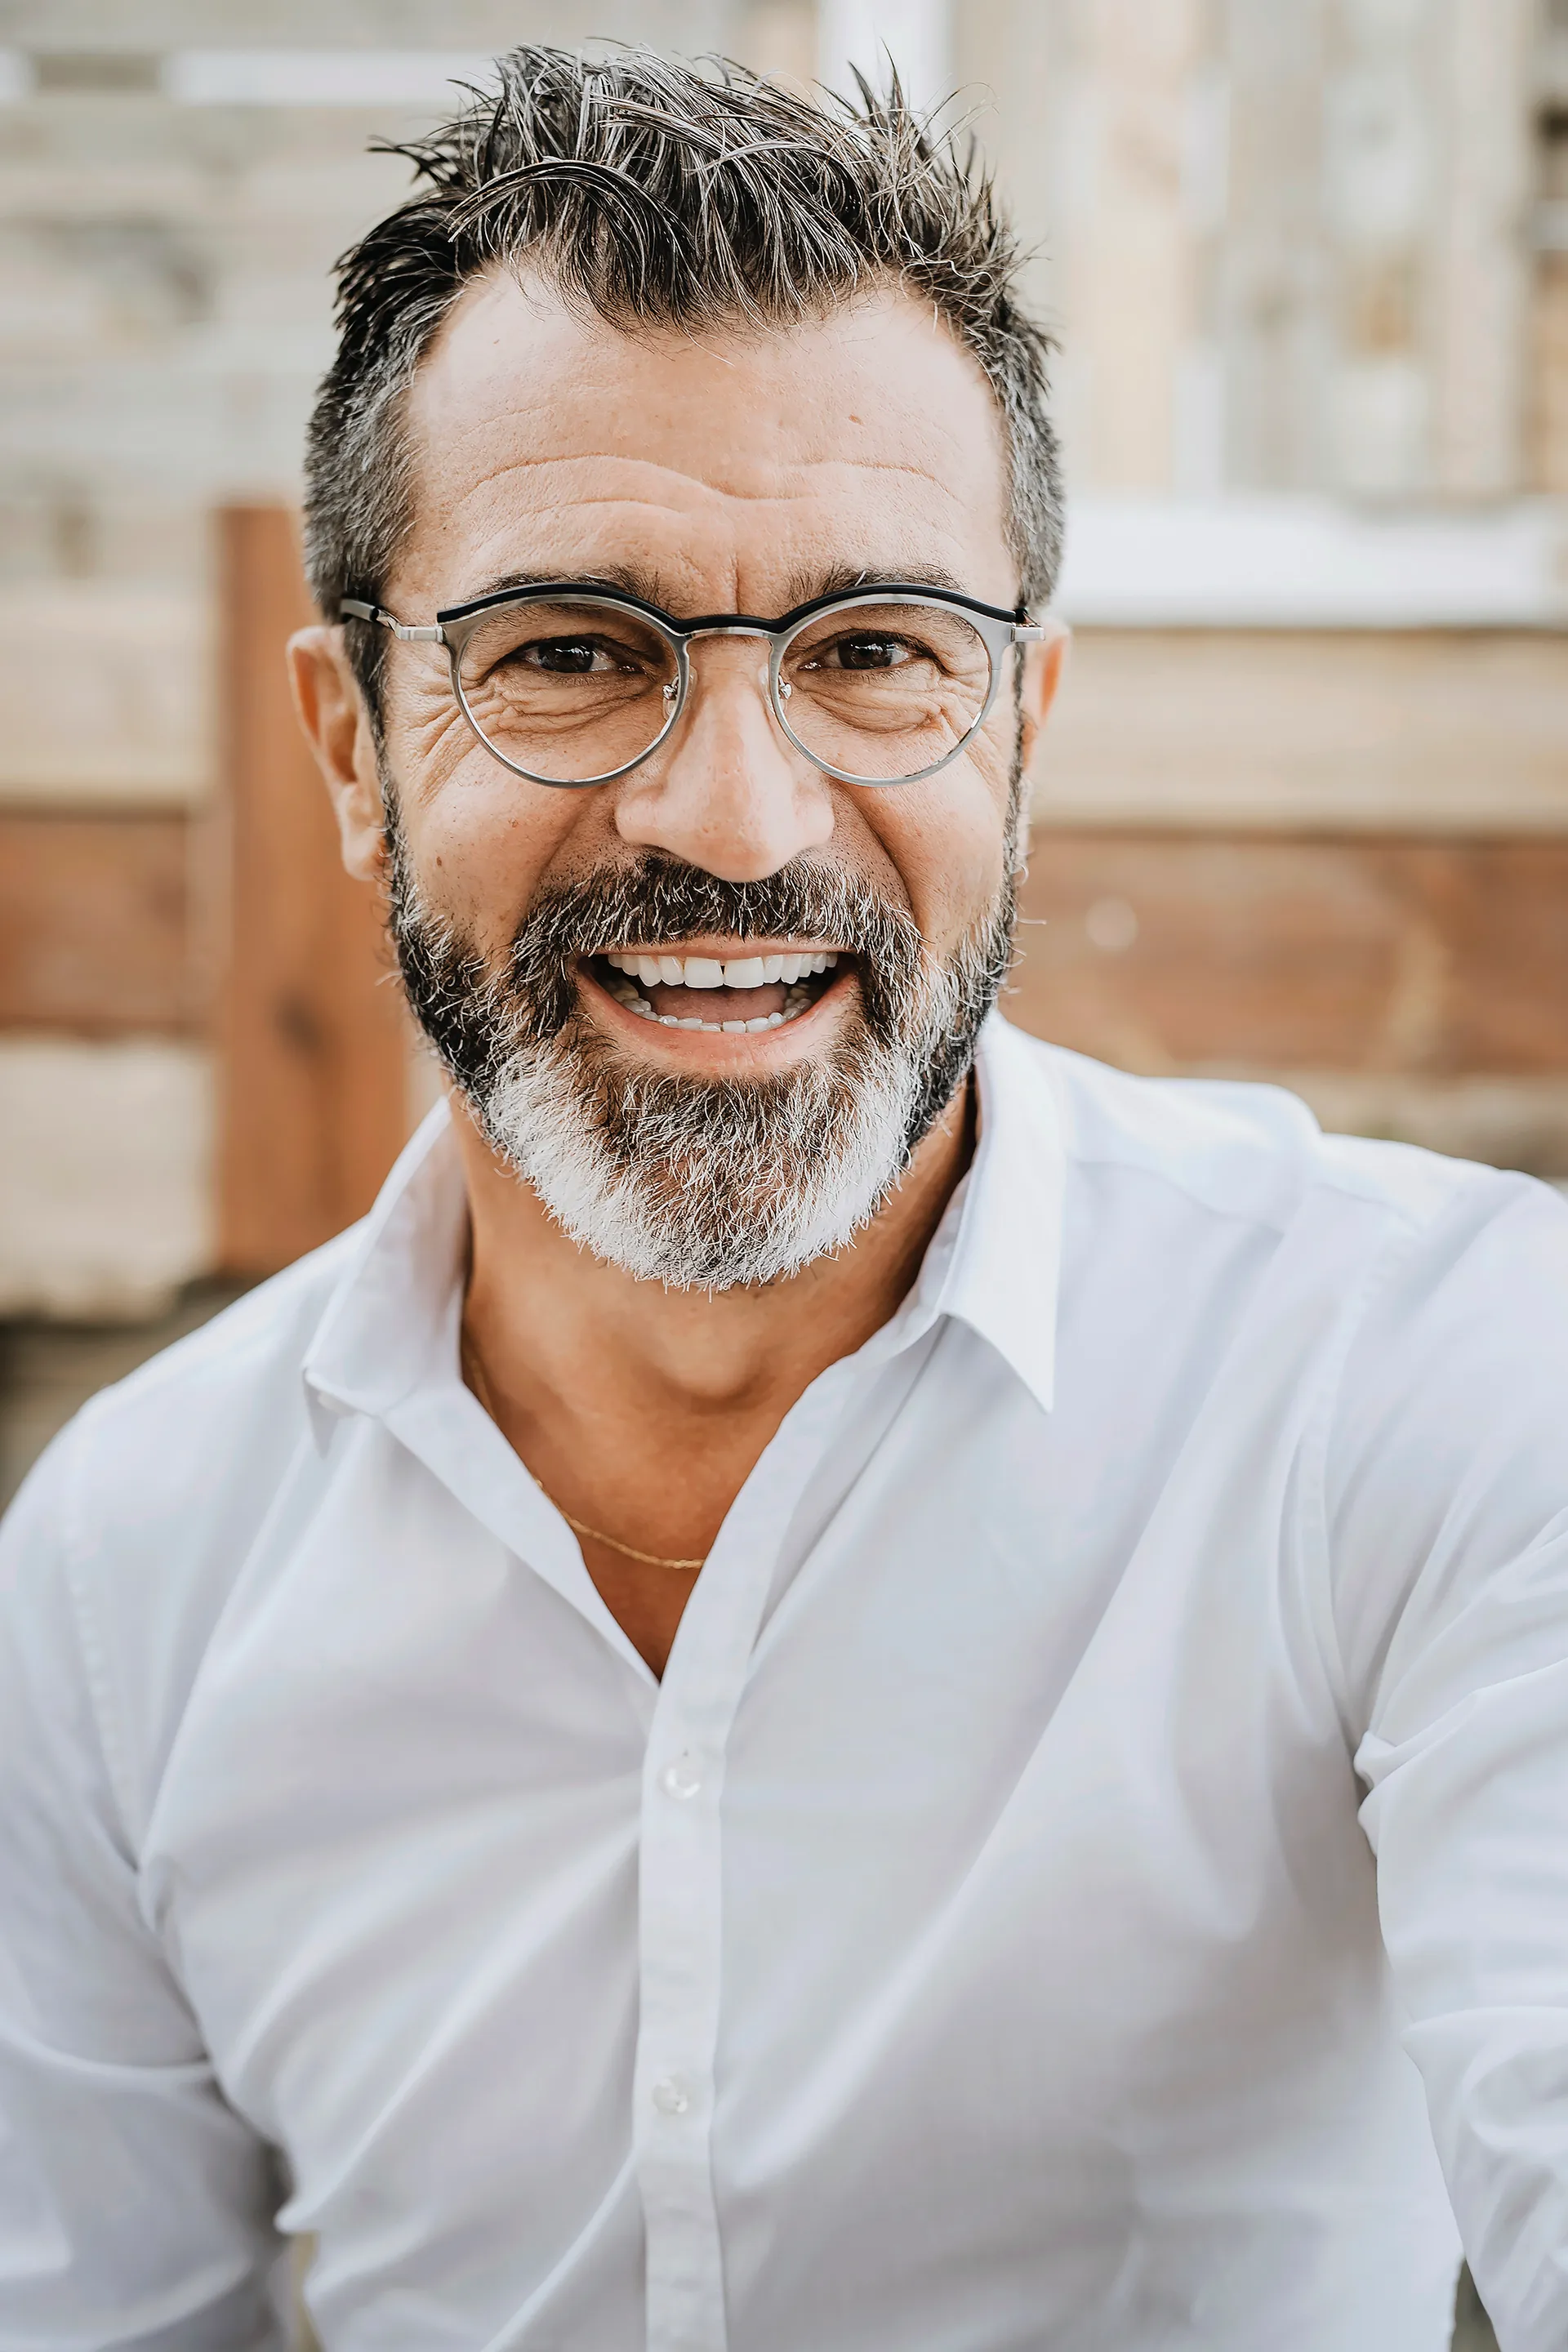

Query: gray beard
left=387, top=829, right=1018, bottom=1292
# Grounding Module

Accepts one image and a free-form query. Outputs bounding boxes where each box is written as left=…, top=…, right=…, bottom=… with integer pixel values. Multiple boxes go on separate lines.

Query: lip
left=575, top=951, right=856, bottom=1061
left=596, top=937, right=847, bottom=964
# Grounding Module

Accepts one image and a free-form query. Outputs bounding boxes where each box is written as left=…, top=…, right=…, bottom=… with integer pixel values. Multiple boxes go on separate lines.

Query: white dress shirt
left=3, top=1015, right=1568, bottom=2352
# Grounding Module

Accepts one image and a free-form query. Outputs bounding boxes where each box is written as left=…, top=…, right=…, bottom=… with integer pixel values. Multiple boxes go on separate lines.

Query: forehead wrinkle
left=431, top=471, right=991, bottom=610
left=434, top=440, right=980, bottom=514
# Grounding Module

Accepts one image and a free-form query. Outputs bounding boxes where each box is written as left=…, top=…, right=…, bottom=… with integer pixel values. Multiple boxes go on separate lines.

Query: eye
left=807, top=632, right=918, bottom=673
left=514, top=637, right=635, bottom=675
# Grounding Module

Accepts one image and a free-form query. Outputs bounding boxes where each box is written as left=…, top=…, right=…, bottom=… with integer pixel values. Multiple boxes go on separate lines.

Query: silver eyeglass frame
left=340, top=579, right=1049, bottom=789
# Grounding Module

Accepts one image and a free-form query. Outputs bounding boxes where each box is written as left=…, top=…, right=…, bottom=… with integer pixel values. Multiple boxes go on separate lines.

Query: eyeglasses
left=340, top=581, right=1049, bottom=789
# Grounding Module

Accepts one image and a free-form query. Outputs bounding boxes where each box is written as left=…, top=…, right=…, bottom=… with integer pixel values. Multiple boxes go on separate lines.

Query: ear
left=1016, top=620, right=1070, bottom=778
left=287, top=625, right=387, bottom=884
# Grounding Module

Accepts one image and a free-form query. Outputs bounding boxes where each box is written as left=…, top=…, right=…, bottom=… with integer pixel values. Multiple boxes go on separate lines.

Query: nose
left=612, top=637, right=835, bottom=882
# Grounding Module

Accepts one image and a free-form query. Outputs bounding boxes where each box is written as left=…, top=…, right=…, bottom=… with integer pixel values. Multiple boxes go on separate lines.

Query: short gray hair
left=304, top=44, right=1063, bottom=714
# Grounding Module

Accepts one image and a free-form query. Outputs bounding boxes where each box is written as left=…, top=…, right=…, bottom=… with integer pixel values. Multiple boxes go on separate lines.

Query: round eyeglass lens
left=777, top=600, right=995, bottom=782
left=452, top=598, right=679, bottom=784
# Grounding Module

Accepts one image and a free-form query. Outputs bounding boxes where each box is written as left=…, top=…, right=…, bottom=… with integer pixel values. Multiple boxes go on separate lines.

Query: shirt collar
left=302, top=1103, right=469, bottom=1435
left=301, top=1010, right=1064, bottom=1432
left=903, top=1013, right=1063, bottom=1415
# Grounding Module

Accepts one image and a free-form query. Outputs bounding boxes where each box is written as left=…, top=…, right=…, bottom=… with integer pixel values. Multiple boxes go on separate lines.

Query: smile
left=586, top=947, right=845, bottom=1035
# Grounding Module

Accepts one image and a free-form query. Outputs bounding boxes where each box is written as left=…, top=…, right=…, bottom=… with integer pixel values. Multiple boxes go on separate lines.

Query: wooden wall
left=0, top=1, right=780, bottom=1316
left=0, top=514, right=412, bottom=1304
left=2, top=4, right=1566, bottom=1316
left=6, top=551, right=1566, bottom=1312
left=215, top=506, right=408, bottom=1277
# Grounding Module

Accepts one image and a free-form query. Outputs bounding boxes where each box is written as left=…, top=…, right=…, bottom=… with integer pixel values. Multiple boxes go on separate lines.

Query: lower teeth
left=605, top=975, right=817, bottom=1033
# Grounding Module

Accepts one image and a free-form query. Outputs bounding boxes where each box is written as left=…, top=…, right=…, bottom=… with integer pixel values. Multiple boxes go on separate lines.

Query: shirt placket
left=632, top=1359, right=878, bottom=2352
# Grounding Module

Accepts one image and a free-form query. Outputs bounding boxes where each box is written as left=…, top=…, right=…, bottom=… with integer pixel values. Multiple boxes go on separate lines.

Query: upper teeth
left=604, top=950, right=839, bottom=989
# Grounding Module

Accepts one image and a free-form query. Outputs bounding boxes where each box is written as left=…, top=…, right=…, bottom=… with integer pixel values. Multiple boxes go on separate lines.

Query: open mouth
left=587, top=947, right=846, bottom=1035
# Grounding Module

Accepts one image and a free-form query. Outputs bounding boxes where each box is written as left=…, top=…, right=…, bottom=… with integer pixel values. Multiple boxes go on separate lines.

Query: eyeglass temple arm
left=339, top=598, right=444, bottom=645
left=1012, top=621, right=1050, bottom=643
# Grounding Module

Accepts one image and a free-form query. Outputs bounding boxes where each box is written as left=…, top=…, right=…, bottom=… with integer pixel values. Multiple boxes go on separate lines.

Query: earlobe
left=287, top=626, right=387, bottom=884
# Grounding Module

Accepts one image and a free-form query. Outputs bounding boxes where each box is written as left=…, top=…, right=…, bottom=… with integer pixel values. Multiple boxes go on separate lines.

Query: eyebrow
left=777, top=559, right=970, bottom=606
left=443, top=556, right=976, bottom=621
left=449, top=560, right=670, bottom=608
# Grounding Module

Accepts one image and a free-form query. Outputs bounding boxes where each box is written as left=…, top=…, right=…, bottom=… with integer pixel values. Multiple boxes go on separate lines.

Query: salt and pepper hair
left=303, top=42, right=1064, bottom=717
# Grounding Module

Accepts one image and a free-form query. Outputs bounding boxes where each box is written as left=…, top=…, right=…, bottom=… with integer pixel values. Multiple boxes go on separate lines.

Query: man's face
left=350, top=273, right=1058, bottom=1285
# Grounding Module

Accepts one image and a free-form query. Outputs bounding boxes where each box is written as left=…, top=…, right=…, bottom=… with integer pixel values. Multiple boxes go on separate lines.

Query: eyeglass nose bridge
left=662, top=620, right=795, bottom=715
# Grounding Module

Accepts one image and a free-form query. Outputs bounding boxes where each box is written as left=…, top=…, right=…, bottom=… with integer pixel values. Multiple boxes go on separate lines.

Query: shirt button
left=660, top=1756, right=703, bottom=1800
left=651, top=2077, right=690, bottom=2116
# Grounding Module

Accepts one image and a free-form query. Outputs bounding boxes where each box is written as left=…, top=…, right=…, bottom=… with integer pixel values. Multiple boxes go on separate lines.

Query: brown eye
left=528, top=639, right=598, bottom=674
left=453, top=598, right=679, bottom=784
left=777, top=599, right=993, bottom=782
left=817, top=634, right=912, bottom=672
left=510, top=638, right=642, bottom=676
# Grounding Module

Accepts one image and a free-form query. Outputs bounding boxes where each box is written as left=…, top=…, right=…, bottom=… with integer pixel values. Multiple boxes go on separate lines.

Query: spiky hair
left=304, top=43, right=1062, bottom=710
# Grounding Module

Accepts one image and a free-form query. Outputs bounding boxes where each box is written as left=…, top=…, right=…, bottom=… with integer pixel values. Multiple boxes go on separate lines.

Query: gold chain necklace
left=461, top=1332, right=706, bottom=1572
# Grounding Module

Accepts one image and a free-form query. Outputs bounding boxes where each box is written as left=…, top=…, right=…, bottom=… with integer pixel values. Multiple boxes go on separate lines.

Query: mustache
left=387, top=831, right=1016, bottom=1199
left=507, top=854, right=929, bottom=1045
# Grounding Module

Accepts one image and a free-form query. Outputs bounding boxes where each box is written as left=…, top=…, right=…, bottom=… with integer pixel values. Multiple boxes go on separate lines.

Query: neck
left=456, top=1078, right=974, bottom=1428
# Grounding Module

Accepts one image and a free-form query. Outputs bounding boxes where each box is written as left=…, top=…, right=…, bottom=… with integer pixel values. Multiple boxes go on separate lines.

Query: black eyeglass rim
left=336, top=577, right=1043, bottom=790
left=341, top=579, right=1029, bottom=635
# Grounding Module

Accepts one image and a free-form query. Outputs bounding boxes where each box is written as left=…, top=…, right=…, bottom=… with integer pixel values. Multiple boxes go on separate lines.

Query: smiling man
left=4, top=45, right=1568, bottom=2352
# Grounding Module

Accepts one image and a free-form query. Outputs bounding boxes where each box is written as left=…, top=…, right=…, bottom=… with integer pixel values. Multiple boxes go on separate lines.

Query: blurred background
left=0, top=7, right=1557, bottom=2337
left=4, top=0, right=1567, bottom=1474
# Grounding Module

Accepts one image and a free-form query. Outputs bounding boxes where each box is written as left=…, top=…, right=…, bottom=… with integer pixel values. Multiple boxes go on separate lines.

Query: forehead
left=392, top=270, right=1014, bottom=612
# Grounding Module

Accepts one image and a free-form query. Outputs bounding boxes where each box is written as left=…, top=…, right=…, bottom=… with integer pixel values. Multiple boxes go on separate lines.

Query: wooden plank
left=1032, top=629, right=1568, bottom=835
left=1007, top=831, right=1568, bottom=1076
left=0, top=583, right=211, bottom=807
left=1532, top=255, right=1568, bottom=492
left=1067, top=0, right=1205, bottom=491
left=0, top=811, right=194, bottom=1033
left=1283, top=1071, right=1568, bottom=1182
left=1431, top=0, right=1531, bottom=495
left=13, top=3, right=737, bottom=48
left=1220, top=0, right=1329, bottom=489
left=1322, top=0, right=1428, bottom=495
left=215, top=504, right=410, bottom=1277
left=739, top=0, right=823, bottom=88
left=0, top=1036, right=213, bottom=1318
left=0, top=365, right=319, bottom=516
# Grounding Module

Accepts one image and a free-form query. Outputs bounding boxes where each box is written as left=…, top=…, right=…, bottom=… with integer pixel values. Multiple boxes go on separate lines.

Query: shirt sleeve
left=0, top=1425, right=287, bottom=2351
left=1327, top=1171, right=1568, bottom=2352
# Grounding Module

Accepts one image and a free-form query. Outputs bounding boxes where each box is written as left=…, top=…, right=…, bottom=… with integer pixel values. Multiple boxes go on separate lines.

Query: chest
left=142, top=1345, right=1361, bottom=2180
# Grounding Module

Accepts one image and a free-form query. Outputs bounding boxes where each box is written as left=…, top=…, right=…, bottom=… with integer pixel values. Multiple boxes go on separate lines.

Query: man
left=2, top=43, right=1565, bottom=2352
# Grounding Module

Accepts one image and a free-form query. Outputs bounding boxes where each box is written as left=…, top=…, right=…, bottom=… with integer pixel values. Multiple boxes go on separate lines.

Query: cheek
left=384, top=667, right=495, bottom=799
left=863, top=734, right=1014, bottom=955
left=383, top=677, right=584, bottom=955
